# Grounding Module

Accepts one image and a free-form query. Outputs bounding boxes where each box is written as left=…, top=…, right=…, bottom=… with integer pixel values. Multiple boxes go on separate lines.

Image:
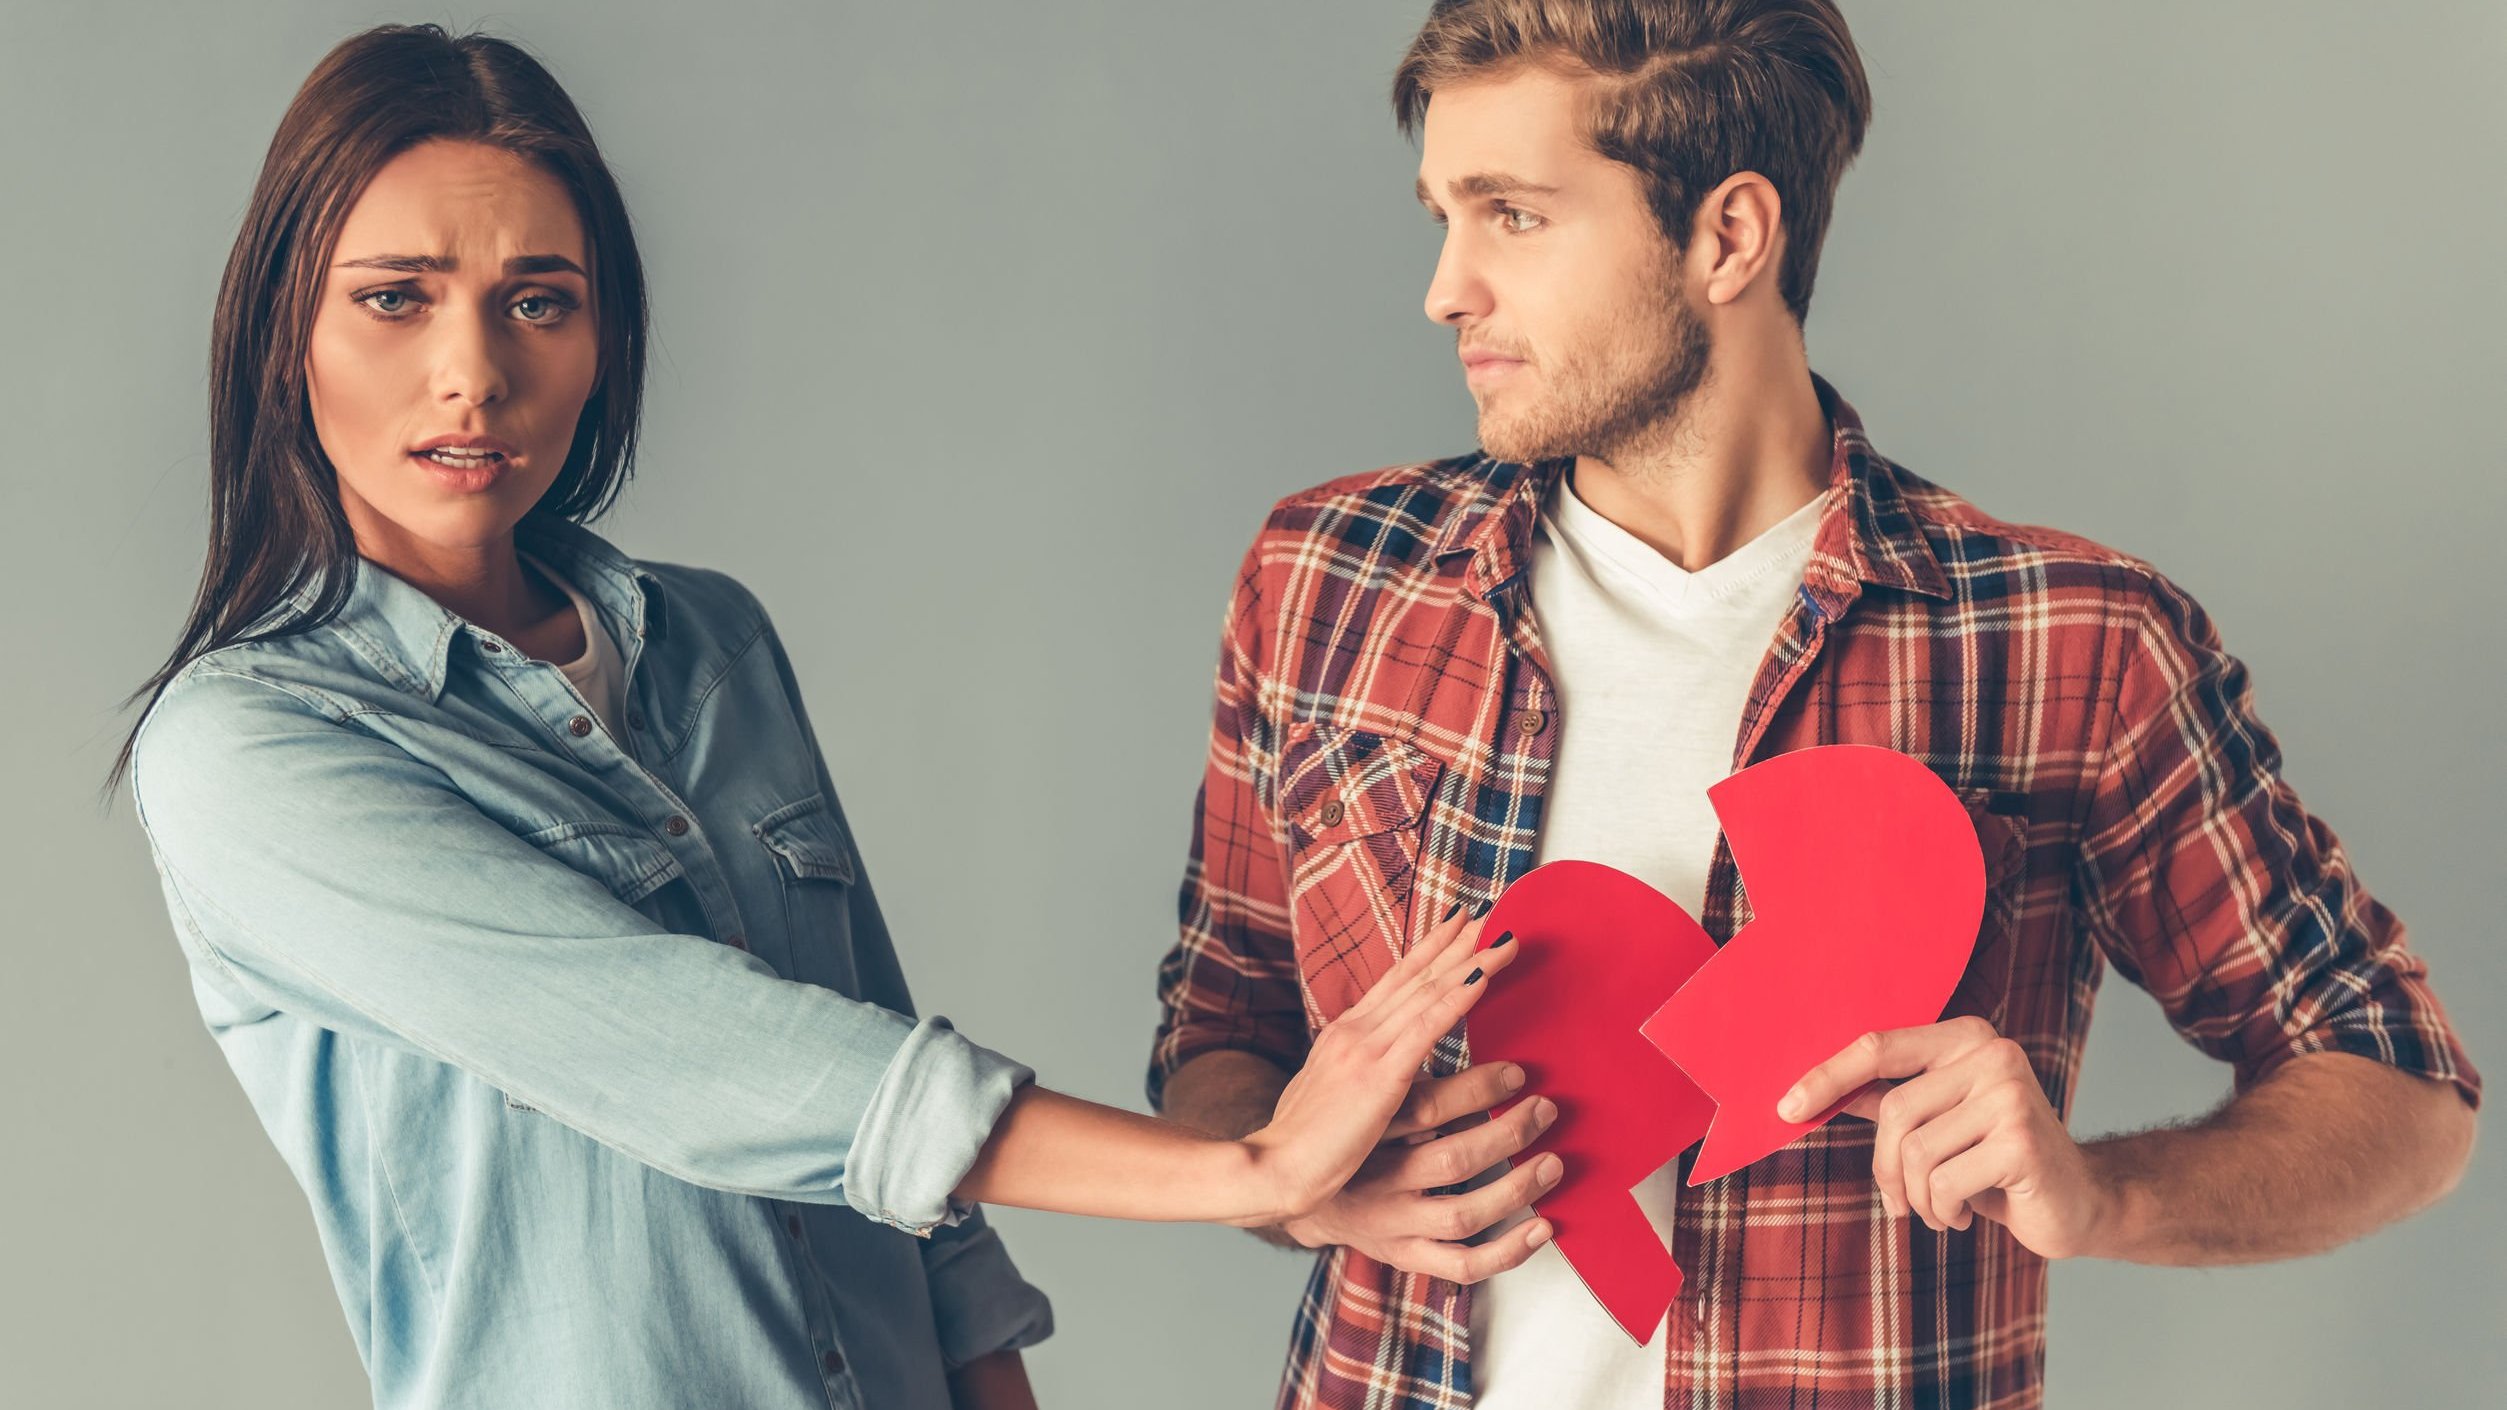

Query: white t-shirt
left=1468, top=472, right=1828, bottom=1408
left=519, top=552, right=628, bottom=740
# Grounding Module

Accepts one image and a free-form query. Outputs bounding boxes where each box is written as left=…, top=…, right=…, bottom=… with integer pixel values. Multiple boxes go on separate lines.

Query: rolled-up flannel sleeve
left=2071, top=570, right=2480, bottom=1109
left=1148, top=539, right=1312, bottom=1111
left=131, top=666, right=1034, bottom=1233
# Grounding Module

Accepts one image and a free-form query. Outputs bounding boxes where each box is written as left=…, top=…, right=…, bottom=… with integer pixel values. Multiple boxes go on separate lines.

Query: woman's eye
left=513, top=295, right=568, bottom=324
left=357, top=289, right=414, bottom=316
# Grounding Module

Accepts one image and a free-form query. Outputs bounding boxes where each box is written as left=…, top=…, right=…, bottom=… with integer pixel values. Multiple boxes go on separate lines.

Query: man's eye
left=1499, top=206, right=1543, bottom=234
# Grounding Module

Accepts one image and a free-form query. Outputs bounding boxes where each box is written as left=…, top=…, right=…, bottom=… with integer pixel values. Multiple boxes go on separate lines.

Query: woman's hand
left=1234, top=906, right=1516, bottom=1226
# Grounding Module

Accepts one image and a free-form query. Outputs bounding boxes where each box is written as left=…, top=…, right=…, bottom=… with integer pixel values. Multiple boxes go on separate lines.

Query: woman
left=106, top=24, right=1555, bottom=1410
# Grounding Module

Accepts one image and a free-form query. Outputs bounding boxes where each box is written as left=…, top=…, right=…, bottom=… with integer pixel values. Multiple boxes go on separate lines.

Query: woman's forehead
left=333, top=140, right=585, bottom=268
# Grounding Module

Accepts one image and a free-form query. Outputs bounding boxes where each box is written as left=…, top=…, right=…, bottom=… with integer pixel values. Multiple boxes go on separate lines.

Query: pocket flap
left=523, top=824, right=686, bottom=906
left=1951, top=787, right=2030, bottom=884
left=753, top=794, right=858, bottom=885
left=1282, top=730, right=1444, bottom=846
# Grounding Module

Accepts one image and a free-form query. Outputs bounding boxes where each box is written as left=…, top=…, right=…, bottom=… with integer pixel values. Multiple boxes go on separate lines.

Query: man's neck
left=1567, top=362, right=1832, bottom=573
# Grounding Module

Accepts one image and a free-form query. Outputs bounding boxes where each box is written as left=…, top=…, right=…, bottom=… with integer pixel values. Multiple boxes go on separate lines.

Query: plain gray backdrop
left=6, top=2, right=2501, bottom=1405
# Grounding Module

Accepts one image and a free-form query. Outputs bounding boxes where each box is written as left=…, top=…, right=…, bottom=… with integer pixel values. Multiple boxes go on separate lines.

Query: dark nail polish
left=1441, top=903, right=1462, bottom=924
left=1491, top=931, right=1514, bottom=948
left=1463, top=967, right=1485, bottom=986
left=1470, top=901, right=1491, bottom=919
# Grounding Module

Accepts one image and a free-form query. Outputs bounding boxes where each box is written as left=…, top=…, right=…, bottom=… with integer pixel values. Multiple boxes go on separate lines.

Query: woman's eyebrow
left=330, top=252, right=587, bottom=276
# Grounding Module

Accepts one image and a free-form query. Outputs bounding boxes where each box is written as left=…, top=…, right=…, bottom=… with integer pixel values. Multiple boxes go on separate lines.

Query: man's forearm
left=2080, top=1051, right=2476, bottom=1265
left=948, top=1349, right=1037, bottom=1410
left=1161, top=1050, right=1303, bottom=1249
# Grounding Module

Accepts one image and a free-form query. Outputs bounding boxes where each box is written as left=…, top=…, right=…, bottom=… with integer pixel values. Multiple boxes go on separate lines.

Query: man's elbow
left=2416, top=1079, right=2479, bottom=1207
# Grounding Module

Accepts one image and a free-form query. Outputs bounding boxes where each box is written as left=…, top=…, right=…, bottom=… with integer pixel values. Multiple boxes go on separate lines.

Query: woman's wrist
left=1217, top=1128, right=1309, bottom=1229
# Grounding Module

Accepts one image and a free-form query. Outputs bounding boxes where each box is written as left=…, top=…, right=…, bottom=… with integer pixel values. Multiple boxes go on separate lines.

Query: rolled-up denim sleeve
left=130, top=665, right=1031, bottom=1225
left=754, top=604, right=1055, bottom=1339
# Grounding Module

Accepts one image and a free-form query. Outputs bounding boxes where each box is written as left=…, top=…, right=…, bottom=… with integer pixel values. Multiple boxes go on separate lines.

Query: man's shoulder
left=1885, top=458, right=2172, bottom=609
left=1241, top=453, right=1510, bottom=577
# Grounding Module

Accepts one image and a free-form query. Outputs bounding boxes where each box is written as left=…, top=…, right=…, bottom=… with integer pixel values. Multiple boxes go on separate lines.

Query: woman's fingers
left=1346, top=905, right=1477, bottom=1026
left=1375, top=929, right=1516, bottom=1071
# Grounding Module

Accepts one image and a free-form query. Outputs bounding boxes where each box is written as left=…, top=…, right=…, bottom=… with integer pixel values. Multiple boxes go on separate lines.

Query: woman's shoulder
left=630, top=557, right=768, bottom=628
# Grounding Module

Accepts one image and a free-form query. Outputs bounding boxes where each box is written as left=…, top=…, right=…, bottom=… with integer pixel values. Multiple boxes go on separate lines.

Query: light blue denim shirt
left=128, top=513, right=1052, bottom=1410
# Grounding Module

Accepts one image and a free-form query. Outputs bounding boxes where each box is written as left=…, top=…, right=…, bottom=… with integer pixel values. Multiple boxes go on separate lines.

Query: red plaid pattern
left=1149, top=375, right=2479, bottom=1409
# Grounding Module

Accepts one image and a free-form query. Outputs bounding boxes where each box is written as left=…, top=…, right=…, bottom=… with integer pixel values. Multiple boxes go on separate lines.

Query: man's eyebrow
left=1415, top=172, right=1563, bottom=205
left=330, top=253, right=588, bottom=277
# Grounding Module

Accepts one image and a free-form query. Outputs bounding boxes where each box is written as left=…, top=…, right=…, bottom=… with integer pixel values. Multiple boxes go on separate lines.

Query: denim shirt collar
left=285, top=514, right=670, bottom=704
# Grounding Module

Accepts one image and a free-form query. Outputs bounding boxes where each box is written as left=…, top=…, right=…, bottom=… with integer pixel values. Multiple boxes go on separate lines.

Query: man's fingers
left=1779, top=1017, right=2002, bottom=1122
left=1865, top=1069, right=1971, bottom=1221
left=1419, top=1151, right=1563, bottom=1239
left=1896, top=1099, right=1996, bottom=1232
left=1386, top=1064, right=1527, bottom=1141
left=1390, top=1096, right=1556, bottom=1190
left=1391, top=1216, right=1555, bottom=1285
left=1924, top=1141, right=2016, bottom=1233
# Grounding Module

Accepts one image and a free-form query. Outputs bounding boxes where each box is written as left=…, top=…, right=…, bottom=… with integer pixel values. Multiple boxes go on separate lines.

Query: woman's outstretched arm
left=955, top=907, right=1510, bottom=1227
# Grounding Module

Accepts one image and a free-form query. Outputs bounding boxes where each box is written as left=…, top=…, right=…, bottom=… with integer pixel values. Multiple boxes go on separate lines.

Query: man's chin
left=1475, top=417, right=1570, bottom=467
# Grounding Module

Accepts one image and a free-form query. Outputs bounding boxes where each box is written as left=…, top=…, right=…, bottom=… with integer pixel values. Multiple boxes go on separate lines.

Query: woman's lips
left=409, top=449, right=510, bottom=492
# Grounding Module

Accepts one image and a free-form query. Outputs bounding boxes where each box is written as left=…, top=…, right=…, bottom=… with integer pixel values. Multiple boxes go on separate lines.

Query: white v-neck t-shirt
left=1467, top=472, right=1828, bottom=1409
left=519, top=551, right=628, bottom=740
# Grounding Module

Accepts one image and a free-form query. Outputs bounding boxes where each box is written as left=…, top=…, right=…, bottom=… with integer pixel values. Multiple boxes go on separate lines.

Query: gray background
left=5, top=1, right=2501, bottom=1404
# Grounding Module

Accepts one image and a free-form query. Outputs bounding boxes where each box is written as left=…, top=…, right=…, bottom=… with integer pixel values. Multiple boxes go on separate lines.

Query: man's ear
left=1694, top=170, right=1784, bottom=309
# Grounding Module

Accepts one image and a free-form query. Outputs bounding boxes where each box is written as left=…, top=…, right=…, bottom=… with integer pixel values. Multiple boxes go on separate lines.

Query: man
left=1147, top=2, right=2481, bottom=1407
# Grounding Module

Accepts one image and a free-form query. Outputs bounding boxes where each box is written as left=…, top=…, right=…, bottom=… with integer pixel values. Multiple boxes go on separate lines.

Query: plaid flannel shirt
left=1148, top=375, right=2479, bottom=1410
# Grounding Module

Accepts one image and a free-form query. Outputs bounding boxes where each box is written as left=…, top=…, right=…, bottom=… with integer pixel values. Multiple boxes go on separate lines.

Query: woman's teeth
left=423, top=450, right=502, bottom=466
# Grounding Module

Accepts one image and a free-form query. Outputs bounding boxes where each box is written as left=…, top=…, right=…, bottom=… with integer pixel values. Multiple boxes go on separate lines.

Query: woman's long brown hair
left=101, top=22, right=649, bottom=800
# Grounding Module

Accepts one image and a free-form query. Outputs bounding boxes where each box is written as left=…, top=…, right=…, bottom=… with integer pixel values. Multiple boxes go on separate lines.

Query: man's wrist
left=2078, top=1138, right=2157, bottom=1260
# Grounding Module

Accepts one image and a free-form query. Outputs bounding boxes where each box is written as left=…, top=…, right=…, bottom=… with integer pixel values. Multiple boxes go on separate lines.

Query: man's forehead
left=1414, top=69, right=1595, bottom=200
left=1414, top=170, right=1565, bottom=206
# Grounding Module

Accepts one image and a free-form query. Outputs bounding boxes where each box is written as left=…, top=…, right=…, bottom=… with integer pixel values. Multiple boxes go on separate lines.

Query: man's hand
left=1279, top=1062, right=1562, bottom=1283
left=1780, top=1015, right=2117, bottom=1258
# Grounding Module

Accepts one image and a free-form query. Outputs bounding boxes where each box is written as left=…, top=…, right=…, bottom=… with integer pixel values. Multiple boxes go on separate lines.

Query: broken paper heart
left=1464, top=860, right=1720, bottom=1343
left=1467, top=743, right=1986, bottom=1341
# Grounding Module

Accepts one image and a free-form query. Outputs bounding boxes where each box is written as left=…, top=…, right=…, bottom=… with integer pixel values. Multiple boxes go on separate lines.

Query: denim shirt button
left=478, top=639, right=503, bottom=655
left=724, top=933, right=747, bottom=951
left=663, top=814, right=689, bottom=837
left=821, top=1349, right=845, bottom=1375
left=785, top=1214, right=803, bottom=1238
left=626, top=708, right=645, bottom=731
left=567, top=715, right=593, bottom=737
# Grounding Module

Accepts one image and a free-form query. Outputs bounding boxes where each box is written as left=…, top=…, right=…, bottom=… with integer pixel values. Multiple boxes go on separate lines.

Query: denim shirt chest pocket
left=522, top=822, right=688, bottom=909
left=751, top=792, right=863, bottom=997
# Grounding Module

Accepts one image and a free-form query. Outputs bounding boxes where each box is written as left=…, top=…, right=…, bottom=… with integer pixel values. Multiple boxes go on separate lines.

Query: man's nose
left=1423, top=233, right=1491, bottom=327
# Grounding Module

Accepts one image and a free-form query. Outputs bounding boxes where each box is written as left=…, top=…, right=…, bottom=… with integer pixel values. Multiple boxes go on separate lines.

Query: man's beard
left=1473, top=259, right=1712, bottom=467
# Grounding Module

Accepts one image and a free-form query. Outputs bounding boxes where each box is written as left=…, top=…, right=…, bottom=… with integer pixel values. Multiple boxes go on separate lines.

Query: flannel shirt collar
left=1433, top=372, right=1951, bottom=610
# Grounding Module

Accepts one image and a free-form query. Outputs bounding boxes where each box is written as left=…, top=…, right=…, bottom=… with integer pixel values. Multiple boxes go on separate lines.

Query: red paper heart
left=1467, top=861, right=1719, bottom=1342
left=1642, top=744, right=1985, bottom=1185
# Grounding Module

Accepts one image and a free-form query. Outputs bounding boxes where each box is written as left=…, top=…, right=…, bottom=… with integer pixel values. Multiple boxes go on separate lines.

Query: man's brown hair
left=1394, top=0, right=1871, bottom=324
